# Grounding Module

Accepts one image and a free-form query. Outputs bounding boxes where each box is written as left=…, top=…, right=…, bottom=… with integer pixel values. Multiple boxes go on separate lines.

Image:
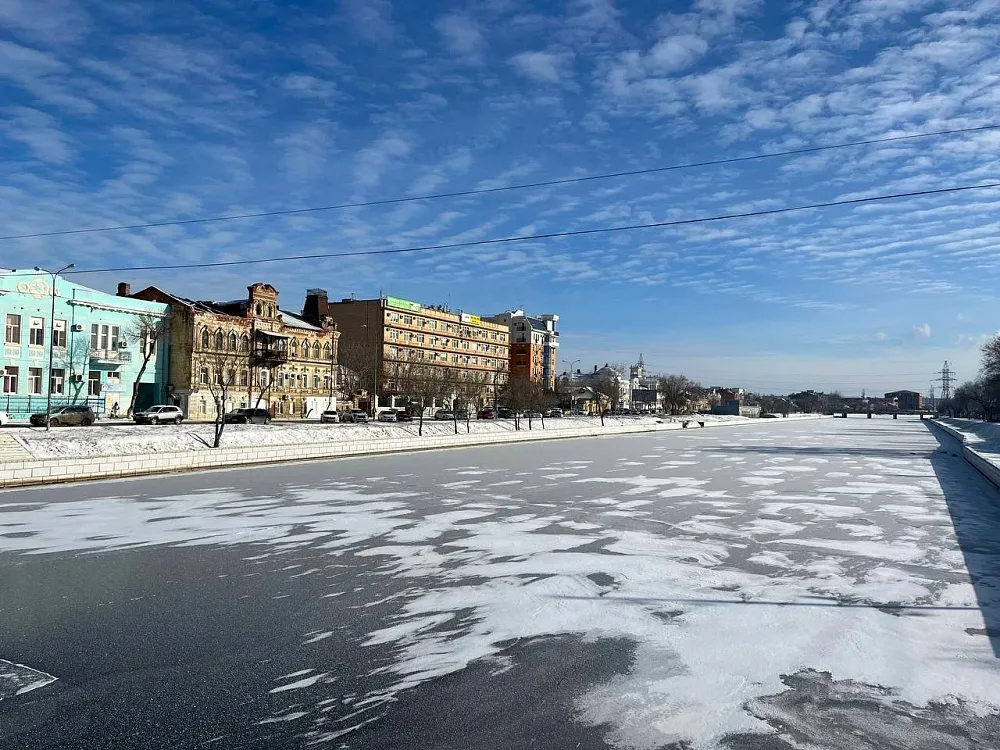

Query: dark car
left=477, top=408, right=496, bottom=419
left=454, top=409, right=470, bottom=421
left=497, top=407, right=516, bottom=419
left=224, top=408, right=271, bottom=425
left=395, top=411, right=413, bottom=422
left=30, top=404, right=96, bottom=427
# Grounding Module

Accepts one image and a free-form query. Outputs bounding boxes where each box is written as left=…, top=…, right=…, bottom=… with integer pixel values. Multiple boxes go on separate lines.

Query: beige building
left=127, top=282, right=339, bottom=419
left=326, top=295, right=509, bottom=411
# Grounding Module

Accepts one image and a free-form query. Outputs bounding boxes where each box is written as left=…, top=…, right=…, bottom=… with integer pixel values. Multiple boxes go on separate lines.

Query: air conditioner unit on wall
left=72, top=374, right=83, bottom=383
left=71, top=324, right=84, bottom=332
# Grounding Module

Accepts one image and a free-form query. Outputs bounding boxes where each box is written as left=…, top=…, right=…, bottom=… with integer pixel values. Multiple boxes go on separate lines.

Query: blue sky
left=2, top=0, right=999, bottom=394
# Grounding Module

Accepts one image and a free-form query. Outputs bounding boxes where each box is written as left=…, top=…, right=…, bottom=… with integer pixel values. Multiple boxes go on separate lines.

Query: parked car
left=224, top=408, right=271, bottom=425
left=395, top=410, right=413, bottom=422
left=496, top=407, right=516, bottom=419
left=377, top=410, right=397, bottom=422
left=544, top=408, right=564, bottom=418
left=341, top=410, right=369, bottom=423
left=320, top=410, right=339, bottom=423
left=0, top=411, right=9, bottom=426
left=434, top=409, right=455, bottom=421
left=30, top=405, right=96, bottom=427
left=526, top=410, right=544, bottom=419
left=454, top=409, right=470, bottom=421
left=477, top=408, right=496, bottom=419
left=133, top=405, right=184, bottom=425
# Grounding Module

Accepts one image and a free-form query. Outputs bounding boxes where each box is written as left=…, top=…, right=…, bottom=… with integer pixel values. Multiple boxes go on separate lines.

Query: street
left=1, top=417, right=999, bottom=749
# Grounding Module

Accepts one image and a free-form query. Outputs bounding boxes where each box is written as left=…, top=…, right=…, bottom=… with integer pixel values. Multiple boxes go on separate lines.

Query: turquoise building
left=1, top=270, right=170, bottom=419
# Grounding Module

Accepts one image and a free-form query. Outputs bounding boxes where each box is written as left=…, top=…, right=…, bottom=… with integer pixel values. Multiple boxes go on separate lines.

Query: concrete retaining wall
left=927, top=419, right=1000, bottom=490
left=0, top=416, right=823, bottom=489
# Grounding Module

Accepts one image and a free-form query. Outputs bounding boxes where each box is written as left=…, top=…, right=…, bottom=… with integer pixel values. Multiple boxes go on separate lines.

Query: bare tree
left=982, top=335, right=1000, bottom=379
left=657, top=374, right=700, bottom=415
left=592, top=374, right=621, bottom=425
left=124, top=312, right=170, bottom=416
left=204, top=348, right=243, bottom=448
left=338, top=338, right=376, bottom=407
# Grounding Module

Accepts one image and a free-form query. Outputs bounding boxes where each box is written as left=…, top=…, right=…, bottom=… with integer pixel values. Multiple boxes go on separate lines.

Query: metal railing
left=1, top=395, right=107, bottom=420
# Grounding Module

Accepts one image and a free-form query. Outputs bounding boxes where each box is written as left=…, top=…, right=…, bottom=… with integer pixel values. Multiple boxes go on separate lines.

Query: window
left=91, top=324, right=117, bottom=351
left=88, top=370, right=101, bottom=396
left=199, top=367, right=209, bottom=385
left=110, top=325, right=120, bottom=350
left=51, top=368, right=65, bottom=394
left=29, top=317, right=45, bottom=346
left=4, top=314, right=20, bottom=345
left=240, top=334, right=250, bottom=352
left=214, top=368, right=223, bottom=385
left=201, top=328, right=210, bottom=348
left=266, top=304, right=273, bottom=317
left=255, top=303, right=262, bottom=315
left=28, top=367, right=42, bottom=394
left=53, top=320, right=67, bottom=348
left=214, top=330, right=224, bottom=350
left=324, top=342, right=332, bottom=360
left=141, top=329, right=157, bottom=357
left=290, top=340, right=298, bottom=357
left=2, top=366, right=18, bottom=394
left=324, top=375, right=331, bottom=390
left=259, top=370, right=269, bottom=387
left=312, top=342, right=321, bottom=359
left=239, top=370, right=248, bottom=386
left=229, top=332, right=237, bottom=352
left=404, top=315, right=413, bottom=325
left=313, top=374, right=319, bottom=389
left=228, top=369, right=236, bottom=385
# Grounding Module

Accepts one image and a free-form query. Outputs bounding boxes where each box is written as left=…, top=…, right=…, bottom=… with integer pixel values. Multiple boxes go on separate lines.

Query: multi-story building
left=326, top=295, right=509, bottom=412
left=128, top=282, right=339, bottom=419
left=1, top=269, right=169, bottom=418
left=885, top=390, right=924, bottom=411
left=485, top=310, right=559, bottom=391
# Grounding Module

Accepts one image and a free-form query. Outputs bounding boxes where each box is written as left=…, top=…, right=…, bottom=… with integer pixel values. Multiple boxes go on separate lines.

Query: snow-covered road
left=1, top=416, right=998, bottom=749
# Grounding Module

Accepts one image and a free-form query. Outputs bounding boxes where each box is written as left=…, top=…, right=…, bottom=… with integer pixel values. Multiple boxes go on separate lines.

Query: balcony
left=250, top=345, right=288, bottom=366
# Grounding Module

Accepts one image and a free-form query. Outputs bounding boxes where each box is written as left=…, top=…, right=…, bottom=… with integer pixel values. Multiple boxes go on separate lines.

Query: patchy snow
left=2, top=416, right=995, bottom=749
left=0, top=659, right=57, bottom=700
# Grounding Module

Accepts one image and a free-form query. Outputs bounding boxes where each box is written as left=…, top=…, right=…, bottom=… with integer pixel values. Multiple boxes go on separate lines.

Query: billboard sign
left=386, top=296, right=422, bottom=313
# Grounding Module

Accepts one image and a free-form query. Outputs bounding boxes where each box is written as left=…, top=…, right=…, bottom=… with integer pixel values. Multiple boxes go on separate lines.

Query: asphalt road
left=1, top=417, right=999, bottom=749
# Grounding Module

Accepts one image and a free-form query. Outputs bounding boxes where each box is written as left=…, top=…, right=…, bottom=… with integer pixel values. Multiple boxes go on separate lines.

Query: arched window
left=290, top=339, right=298, bottom=357
left=228, top=332, right=237, bottom=351
left=240, top=334, right=250, bottom=352
left=266, top=304, right=273, bottom=317
left=312, top=342, right=321, bottom=359
left=214, top=330, right=224, bottom=350
left=255, top=303, right=262, bottom=315
left=201, top=328, right=210, bottom=348
left=324, top=342, right=332, bottom=361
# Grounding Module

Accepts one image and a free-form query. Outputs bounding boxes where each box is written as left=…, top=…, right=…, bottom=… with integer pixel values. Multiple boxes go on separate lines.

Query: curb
left=926, top=419, right=1000, bottom=490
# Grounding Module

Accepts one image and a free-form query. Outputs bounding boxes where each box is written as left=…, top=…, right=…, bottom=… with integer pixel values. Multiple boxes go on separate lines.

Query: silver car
left=133, top=405, right=184, bottom=425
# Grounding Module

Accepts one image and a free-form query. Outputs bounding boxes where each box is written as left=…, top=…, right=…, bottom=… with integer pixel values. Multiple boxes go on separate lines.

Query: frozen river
left=1, top=417, right=998, bottom=749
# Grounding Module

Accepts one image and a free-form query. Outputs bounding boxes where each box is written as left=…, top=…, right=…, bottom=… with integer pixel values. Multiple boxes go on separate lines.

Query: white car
left=133, top=405, right=184, bottom=425
left=0, top=411, right=9, bottom=426
left=376, top=411, right=397, bottom=422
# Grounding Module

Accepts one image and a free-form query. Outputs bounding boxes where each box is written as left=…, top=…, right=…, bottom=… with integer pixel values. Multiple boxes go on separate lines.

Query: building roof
left=278, top=309, right=323, bottom=332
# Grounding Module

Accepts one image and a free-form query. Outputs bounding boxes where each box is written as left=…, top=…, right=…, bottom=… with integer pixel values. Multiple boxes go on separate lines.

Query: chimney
left=594, top=365, right=598, bottom=373
left=117, top=282, right=131, bottom=297
left=303, top=288, right=330, bottom=325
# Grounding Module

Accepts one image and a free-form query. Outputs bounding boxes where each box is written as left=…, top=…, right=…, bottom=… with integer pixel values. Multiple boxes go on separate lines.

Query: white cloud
left=435, top=13, right=484, bottom=62
left=648, top=34, right=708, bottom=73
left=280, top=74, right=337, bottom=101
left=956, top=312, right=969, bottom=321
left=912, top=323, right=932, bottom=338
left=0, top=105, right=73, bottom=164
left=338, top=0, right=395, bottom=44
left=874, top=331, right=888, bottom=341
left=511, top=50, right=575, bottom=84
left=354, top=132, right=412, bottom=188
left=275, top=122, right=335, bottom=183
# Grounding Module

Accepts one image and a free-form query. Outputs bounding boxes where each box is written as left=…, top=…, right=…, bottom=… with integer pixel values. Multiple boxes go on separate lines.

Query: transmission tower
left=937, top=361, right=954, bottom=401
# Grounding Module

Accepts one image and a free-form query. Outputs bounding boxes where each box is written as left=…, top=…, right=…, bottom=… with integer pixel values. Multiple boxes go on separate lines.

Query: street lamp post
left=35, top=264, right=75, bottom=432
left=562, top=358, right=579, bottom=411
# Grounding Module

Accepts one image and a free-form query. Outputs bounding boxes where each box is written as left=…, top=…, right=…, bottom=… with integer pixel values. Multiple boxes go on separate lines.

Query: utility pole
left=35, top=263, right=75, bottom=431
left=936, top=361, right=954, bottom=401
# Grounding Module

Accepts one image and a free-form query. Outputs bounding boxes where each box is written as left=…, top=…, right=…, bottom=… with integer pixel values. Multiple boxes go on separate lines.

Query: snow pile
left=10, top=416, right=667, bottom=460
left=938, top=418, right=1000, bottom=453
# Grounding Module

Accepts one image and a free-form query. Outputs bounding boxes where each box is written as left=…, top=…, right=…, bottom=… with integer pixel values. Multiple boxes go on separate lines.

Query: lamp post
left=35, top=263, right=75, bottom=432
left=562, top=358, right=579, bottom=411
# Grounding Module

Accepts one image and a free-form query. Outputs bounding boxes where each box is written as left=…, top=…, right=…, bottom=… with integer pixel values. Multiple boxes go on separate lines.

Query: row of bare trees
left=941, top=335, right=1000, bottom=420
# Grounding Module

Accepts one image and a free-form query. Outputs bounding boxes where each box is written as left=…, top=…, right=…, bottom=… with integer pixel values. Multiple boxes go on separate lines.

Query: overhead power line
left=66, top=181, right=1000, bottom=275
left=2, top=123, right=998, bottom=243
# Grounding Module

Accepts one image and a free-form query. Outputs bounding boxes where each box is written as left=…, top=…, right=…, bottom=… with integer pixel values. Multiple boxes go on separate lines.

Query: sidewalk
left=930, top=418, right=1000, bottom=489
